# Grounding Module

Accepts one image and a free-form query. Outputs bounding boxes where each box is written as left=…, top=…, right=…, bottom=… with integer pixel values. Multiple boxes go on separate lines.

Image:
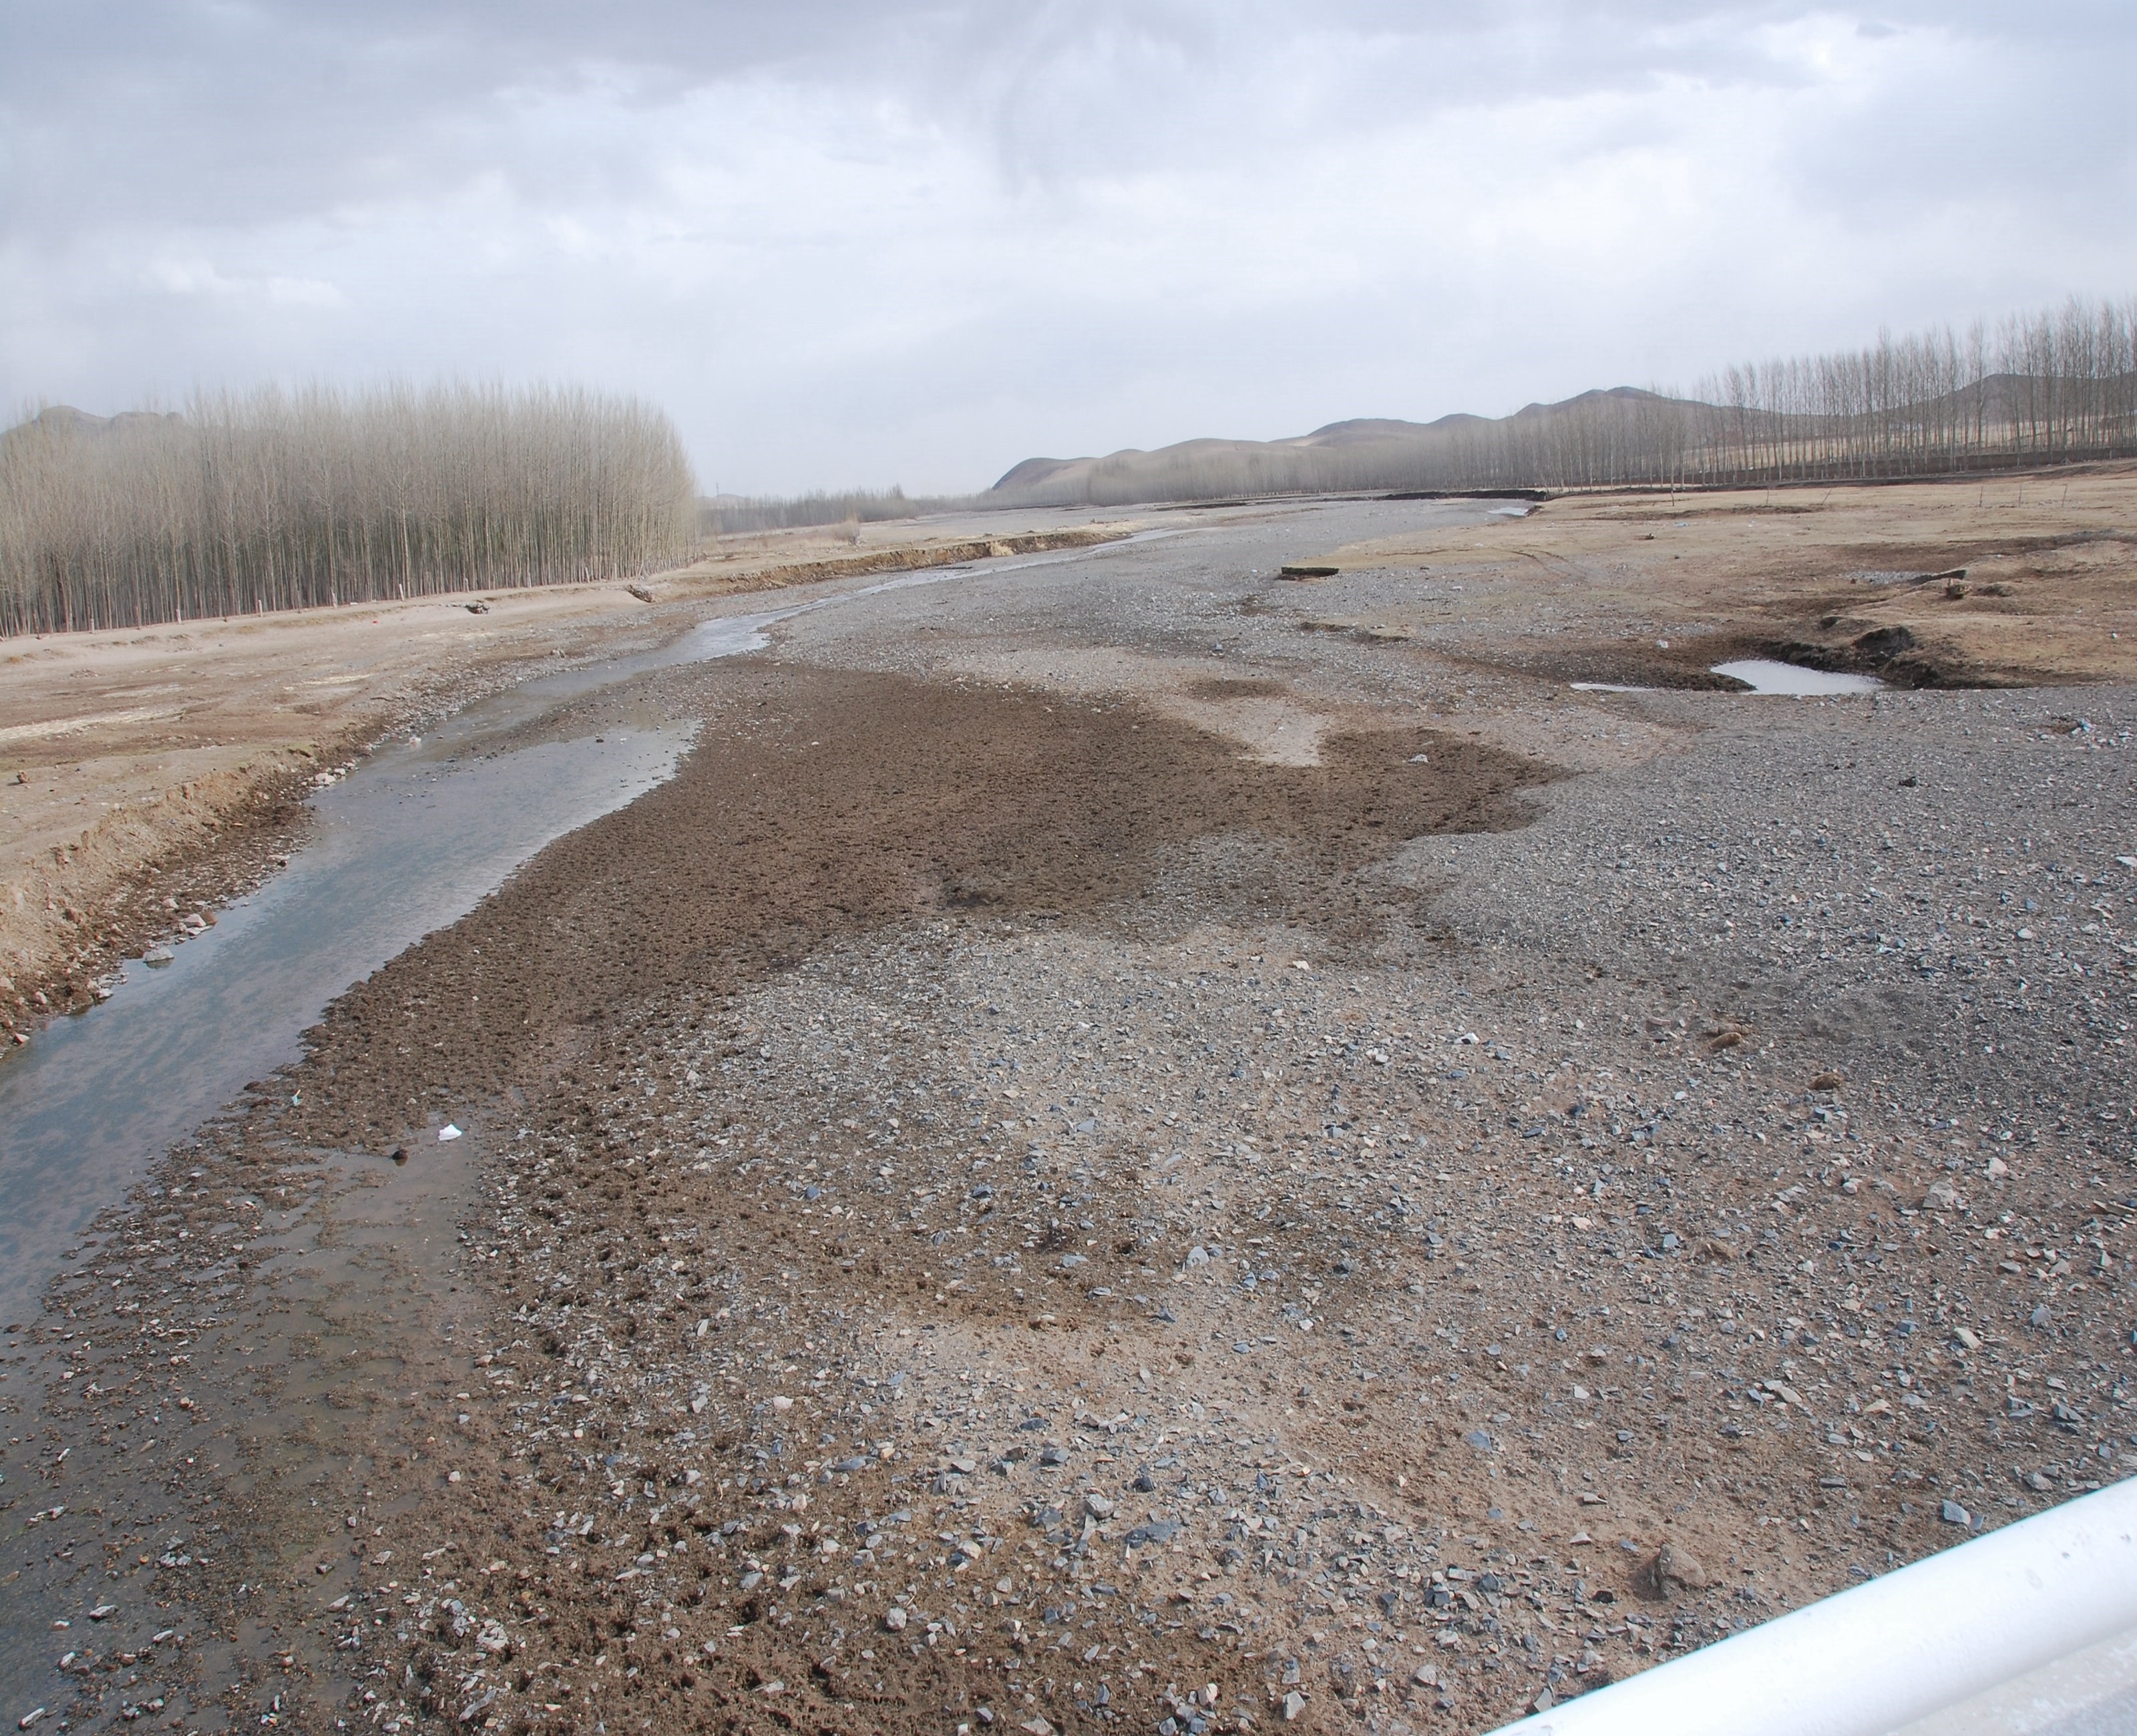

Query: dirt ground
left=1284, top=467, right=2137, bottom=692
left=3, top=471, right=2136, bottom=1736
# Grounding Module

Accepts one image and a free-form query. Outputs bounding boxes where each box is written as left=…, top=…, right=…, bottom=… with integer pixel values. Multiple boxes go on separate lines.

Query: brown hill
left=987, top=387, right=1678, bottom=505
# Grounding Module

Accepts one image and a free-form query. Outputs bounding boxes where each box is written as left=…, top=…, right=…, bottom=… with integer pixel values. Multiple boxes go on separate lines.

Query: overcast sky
left=3, top=2, right=2133, bottom=493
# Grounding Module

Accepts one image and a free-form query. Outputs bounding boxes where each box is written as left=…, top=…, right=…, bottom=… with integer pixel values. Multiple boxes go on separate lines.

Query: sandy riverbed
left=3, top=476, right=2135, bottom=1736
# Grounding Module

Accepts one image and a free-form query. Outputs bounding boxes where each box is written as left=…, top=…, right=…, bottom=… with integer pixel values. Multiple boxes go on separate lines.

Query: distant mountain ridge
left=988, top=387, right=1674, bottom=503
left=4, top=405, right=186, bottom=442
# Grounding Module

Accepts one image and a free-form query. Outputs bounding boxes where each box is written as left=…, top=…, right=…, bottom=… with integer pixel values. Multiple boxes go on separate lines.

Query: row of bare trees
left=701, top=486, right=941, bottom=535
left=988, top=294, right=2137, bottom=507
left=1696, top=296, right=2137, bottom=481
left=0, top=383, right=699, bottom=636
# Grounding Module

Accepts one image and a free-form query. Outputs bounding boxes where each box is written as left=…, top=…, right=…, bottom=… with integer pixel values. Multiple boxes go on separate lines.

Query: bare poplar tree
left=0, top=382, right=699, bottom=636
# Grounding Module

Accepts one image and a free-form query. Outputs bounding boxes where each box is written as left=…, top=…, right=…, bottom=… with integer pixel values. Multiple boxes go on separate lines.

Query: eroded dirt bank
left=5, top=492, right=2134, bottom=1736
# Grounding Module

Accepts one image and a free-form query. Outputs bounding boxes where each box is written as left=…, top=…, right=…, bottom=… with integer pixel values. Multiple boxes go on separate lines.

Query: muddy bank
left=278, top=662, right=1543, bottom=1152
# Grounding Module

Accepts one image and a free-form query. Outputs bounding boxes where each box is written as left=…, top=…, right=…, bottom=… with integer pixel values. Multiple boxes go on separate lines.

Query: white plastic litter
left=437, top=1124, right=463, bottom=1142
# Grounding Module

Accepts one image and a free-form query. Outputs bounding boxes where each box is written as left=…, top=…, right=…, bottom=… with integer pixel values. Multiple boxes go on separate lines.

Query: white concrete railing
left=1487, top=1478, right=2137, bottom=1736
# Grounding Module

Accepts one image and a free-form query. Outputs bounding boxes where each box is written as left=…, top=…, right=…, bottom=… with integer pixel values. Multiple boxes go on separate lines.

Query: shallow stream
left=0, top=552, right=1084, bottom=1325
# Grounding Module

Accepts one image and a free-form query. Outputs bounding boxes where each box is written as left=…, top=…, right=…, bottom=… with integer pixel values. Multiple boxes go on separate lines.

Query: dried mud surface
left=5, top=488, right=2136, bottom=1736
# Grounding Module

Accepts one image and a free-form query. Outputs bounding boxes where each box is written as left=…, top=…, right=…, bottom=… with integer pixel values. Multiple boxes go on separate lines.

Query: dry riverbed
left=3, top=479, right=2136, bottom=1736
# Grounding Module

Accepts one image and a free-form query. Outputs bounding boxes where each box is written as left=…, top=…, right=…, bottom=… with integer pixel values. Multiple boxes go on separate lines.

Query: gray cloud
left=3, top=2, right=2132, bottom=491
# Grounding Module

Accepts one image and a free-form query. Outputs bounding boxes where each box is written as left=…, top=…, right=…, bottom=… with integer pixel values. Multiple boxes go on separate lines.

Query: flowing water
left=0, top=535, right=1185, bottom=1324
left=0, top=559, right=1038, bottom=1323
left=0, top=720, right=695, bottom=1325
left=0, top=526, right=1301, bottom=1323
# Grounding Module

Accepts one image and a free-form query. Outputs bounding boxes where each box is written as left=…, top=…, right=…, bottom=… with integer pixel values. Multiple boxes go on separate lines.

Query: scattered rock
left=1641, top=1542, right=1708, bottom=1600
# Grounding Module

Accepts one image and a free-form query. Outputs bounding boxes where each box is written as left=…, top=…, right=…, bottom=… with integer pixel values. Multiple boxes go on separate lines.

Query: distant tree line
left=8, top=295, right=2131, bottom=632
left=1696, top=296, right=2137, bottom=482
left=987, top=293, right=2137, bottom=507
left=700, top=487, right=959, bottom=536
left=0, top=383, right=699, bottom=635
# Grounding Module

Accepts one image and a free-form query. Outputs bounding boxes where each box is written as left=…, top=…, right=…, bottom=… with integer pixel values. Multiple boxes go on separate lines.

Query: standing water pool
left=1713, top=658, right=1884, bottom=696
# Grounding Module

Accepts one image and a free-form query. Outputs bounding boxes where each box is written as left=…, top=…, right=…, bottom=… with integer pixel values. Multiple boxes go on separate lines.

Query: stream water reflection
left=0, top=722, right=689, bottom=1323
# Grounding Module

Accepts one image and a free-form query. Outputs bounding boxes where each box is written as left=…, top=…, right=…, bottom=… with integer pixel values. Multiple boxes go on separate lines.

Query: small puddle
left=1569, top=682, right=1653, bottom=694
left=1712, top=658, right=1884, bottom=696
